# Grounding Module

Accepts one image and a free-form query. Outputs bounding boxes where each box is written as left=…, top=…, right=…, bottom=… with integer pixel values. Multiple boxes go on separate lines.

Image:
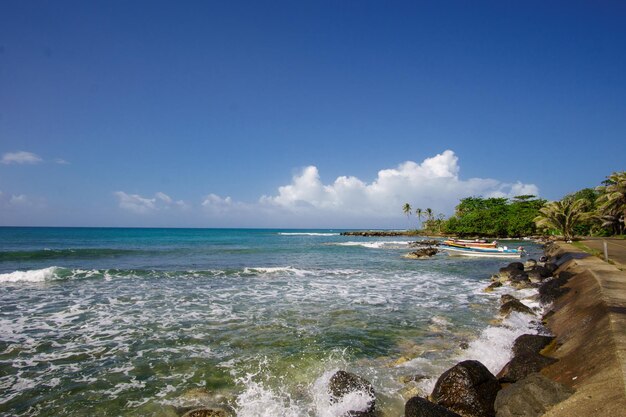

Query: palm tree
left=415, top=208, right=423, bottom=228
left=402, top=203, right=413, bottom=224
left=534, top=198, right=592, bottom=241
left=596, top=171, right=626, bottom=235
left=425, top=208, right=434, bottom=221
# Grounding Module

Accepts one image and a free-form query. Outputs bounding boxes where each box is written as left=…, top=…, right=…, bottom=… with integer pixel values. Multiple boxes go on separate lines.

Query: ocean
left=0, top=227, right=544, bottom=416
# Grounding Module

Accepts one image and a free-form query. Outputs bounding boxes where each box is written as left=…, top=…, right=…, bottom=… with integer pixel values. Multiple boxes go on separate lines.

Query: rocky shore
left=341, top=230, right=424, bottom=237
left=307, top=242, right=626, bottom=417
left=166, top=242, right=626, bottom=417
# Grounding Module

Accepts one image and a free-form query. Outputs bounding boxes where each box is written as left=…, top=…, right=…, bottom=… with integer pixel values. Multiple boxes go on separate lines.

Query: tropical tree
left=415, top=208, right=423, bottom=228
left=534, top=197, right=592, bottom=241
left=425, top=208, right=434, bottom=221
left=402, top=203, right=413, bottom=224
left=596, top=171, right=626, bottom=235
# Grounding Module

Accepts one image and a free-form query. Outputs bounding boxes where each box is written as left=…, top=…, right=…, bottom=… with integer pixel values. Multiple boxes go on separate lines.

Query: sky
left=1, top=1, right=625, bottom=228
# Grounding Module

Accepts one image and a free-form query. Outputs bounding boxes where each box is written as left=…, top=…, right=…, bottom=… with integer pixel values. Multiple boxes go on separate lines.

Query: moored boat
left=439, top=244, right=524, bottom=258
left=443, top=239, right=498, bottom=248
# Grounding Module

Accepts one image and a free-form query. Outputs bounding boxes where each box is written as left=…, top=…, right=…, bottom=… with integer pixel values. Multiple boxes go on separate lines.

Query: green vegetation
left=443, top=195, right=546, bottom=237
left=402, top=170, right=626, bottom=239
left=534, top=198, right=592, bottom=241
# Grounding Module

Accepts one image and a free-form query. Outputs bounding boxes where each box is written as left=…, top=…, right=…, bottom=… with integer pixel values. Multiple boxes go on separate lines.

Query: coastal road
left=579, top=238, right=626, bottom=269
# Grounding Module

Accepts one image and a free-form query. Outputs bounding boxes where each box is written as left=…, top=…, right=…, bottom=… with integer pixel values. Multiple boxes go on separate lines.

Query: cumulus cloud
left=1, top=151, right=42, bottom=165
left=258, top=150, right=538, bottom=224
left=115, top=150, right=539, bottom=227
left=114, top=191, right=187, bottom=214
left=0, top=191, right=45, bottom=209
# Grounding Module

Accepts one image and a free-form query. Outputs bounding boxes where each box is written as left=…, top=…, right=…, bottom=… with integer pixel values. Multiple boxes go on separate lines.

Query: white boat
left=439, top=244, right=524, bottom=258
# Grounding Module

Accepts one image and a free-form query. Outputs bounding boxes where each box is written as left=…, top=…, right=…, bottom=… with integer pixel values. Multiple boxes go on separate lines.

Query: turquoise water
left=0, top=228, right=543, bottom=416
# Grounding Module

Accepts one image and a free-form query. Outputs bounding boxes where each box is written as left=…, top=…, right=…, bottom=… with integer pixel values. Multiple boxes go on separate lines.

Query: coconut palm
left=596, top=171, right=626, bottom=234
left=425, top=208, right=434, bottom=221
left=402, top=203, right=413, bottom=223
left=415, top=208, right=423, bottom=228
left=534, top=198, right=592, bottom=241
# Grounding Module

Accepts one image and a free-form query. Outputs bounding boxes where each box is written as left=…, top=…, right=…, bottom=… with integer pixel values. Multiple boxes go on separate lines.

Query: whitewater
left=0, top=227, right=544, bottom=416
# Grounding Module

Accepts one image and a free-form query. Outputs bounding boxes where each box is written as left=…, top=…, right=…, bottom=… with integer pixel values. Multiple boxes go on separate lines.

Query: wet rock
left=525, top=270, right=543, bottom=284
left=512, top=335, right=554, bottom=357
left=405, top=396, right=462, bottom=417
left=500, top=300, right=534, bottom=316
left=410, top=239, right=441, bottom=247
left=405, top=248, right=438, bottom=259
left=500, top=294, right=518, bottom=304
left=543, top=262, right=558, bottom=274
left=494, top=373, right=574, bottom=417
left=328, top=370, right=376, bottom=415
left=431, top=360, right=501, bottom=417
left=181, top=408, right=231, bottom=417
left=537, top=271, right=575, bottom=304
left=484, top=281, right=502, bottom=292
left=496, top=354, right=557, bottom=383
left=507, top=262, right=525, bottom=271
left=523, top=259, right=537, bottom=269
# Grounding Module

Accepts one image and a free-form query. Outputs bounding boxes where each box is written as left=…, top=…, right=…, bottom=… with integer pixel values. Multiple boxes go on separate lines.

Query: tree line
left=402, top=170, right=625, bottom=239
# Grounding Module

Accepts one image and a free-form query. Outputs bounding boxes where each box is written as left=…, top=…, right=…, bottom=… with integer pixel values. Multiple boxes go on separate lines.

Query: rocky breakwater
left=341, top=231, right=422, bottom=237
left=403, top=242, right=626, bottom=417
left=402, top=256, right=576, bottom=417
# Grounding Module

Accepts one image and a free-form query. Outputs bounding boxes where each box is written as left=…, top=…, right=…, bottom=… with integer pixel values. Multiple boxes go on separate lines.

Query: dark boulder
left=497, top=354, right=557, bottom=383
left=543, top=262, right=558, bottom=274
left=181, top=408, right=231, bottom=417
left=431, top=360, right=500, bottom=417
left=523, top=259, right=537, bottom=269
left=328, top=370, right=376, bottom=415
left=405, top=248, right=438, bottom=259
left=500, top=294, right=518, bottom=304
left=494, top=373, right=574, bottom=417
left=507, top=262, right=525, bottom=271
left=538, top=271, right=575, bottom=304
left=405, top=396, right=462, bottom=417
left=484, top=281, right=502, bottom=292
left=512, top=335, right=554, bottom=357
left=500, top=300, right=534, bottom=316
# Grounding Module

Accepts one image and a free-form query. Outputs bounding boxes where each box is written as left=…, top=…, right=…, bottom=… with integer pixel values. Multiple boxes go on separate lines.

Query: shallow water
left=0, top=228, right=544, bottom=416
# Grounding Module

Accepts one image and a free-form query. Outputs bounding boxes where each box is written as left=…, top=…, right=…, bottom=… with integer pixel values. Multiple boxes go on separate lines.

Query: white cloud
left=0, top=191, right=45, bottom=209
left=113, top=150, right=539, bottom=227
left=54, top=158, right=70, bottom=165
left=257, top=150, right=538, bottom=225
left=114, top=191, right=187, bottom=214
left=1, top=151, right=42, bottom=165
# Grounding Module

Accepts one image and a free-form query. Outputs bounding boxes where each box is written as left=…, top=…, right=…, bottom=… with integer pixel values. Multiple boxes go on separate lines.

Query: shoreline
left=398, top=241, right=626, bottom=416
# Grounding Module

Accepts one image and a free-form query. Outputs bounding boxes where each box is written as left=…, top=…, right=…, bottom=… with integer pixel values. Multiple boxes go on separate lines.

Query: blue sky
left=1, top=1, right=625, bottom=228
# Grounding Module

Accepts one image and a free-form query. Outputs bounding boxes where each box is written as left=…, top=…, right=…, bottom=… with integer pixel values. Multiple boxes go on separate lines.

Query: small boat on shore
left=443, top=239, right=498, bottom=249
left=440, top=244, right=524, bottom=258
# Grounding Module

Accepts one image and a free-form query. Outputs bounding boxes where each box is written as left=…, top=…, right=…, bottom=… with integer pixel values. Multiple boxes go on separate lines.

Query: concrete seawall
left=541, top=243, right=626, bottom=416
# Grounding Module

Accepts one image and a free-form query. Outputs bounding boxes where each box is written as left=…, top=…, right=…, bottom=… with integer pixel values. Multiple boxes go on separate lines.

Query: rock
left=543, top=262, right=558, bottom=274
left=525, top=270, right=543, bottom=284
left=494, top=373, right=574, bottom=417
left=181, top=408, right=231, bottom=417
left=496, top=354, right=557, bottom=383
left=405, top=396, right=462, bottom=417
left=410, top=239, right=440, bottom=247
left=523, top=259, right=537, bottom=270
left=484, top=282, right=502, bottom=292
left=506, top=262, right=525, bottom=271
left=328, top=370, right=376, bottom=415
left=512, top=335, right=554, bottom=357
left=500, top=300, right=534, bottom=316
left=537, top=271, right=575, bottom=304
left=431, top=360, right=501, bottom=417
left=405, top=248, right=438, bottom=259
left=500, top=294, right=518, bottom=304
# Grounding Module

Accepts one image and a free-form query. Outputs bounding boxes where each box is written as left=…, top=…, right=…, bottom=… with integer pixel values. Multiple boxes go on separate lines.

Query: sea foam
left=0, top=267, right=60, bottom=283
